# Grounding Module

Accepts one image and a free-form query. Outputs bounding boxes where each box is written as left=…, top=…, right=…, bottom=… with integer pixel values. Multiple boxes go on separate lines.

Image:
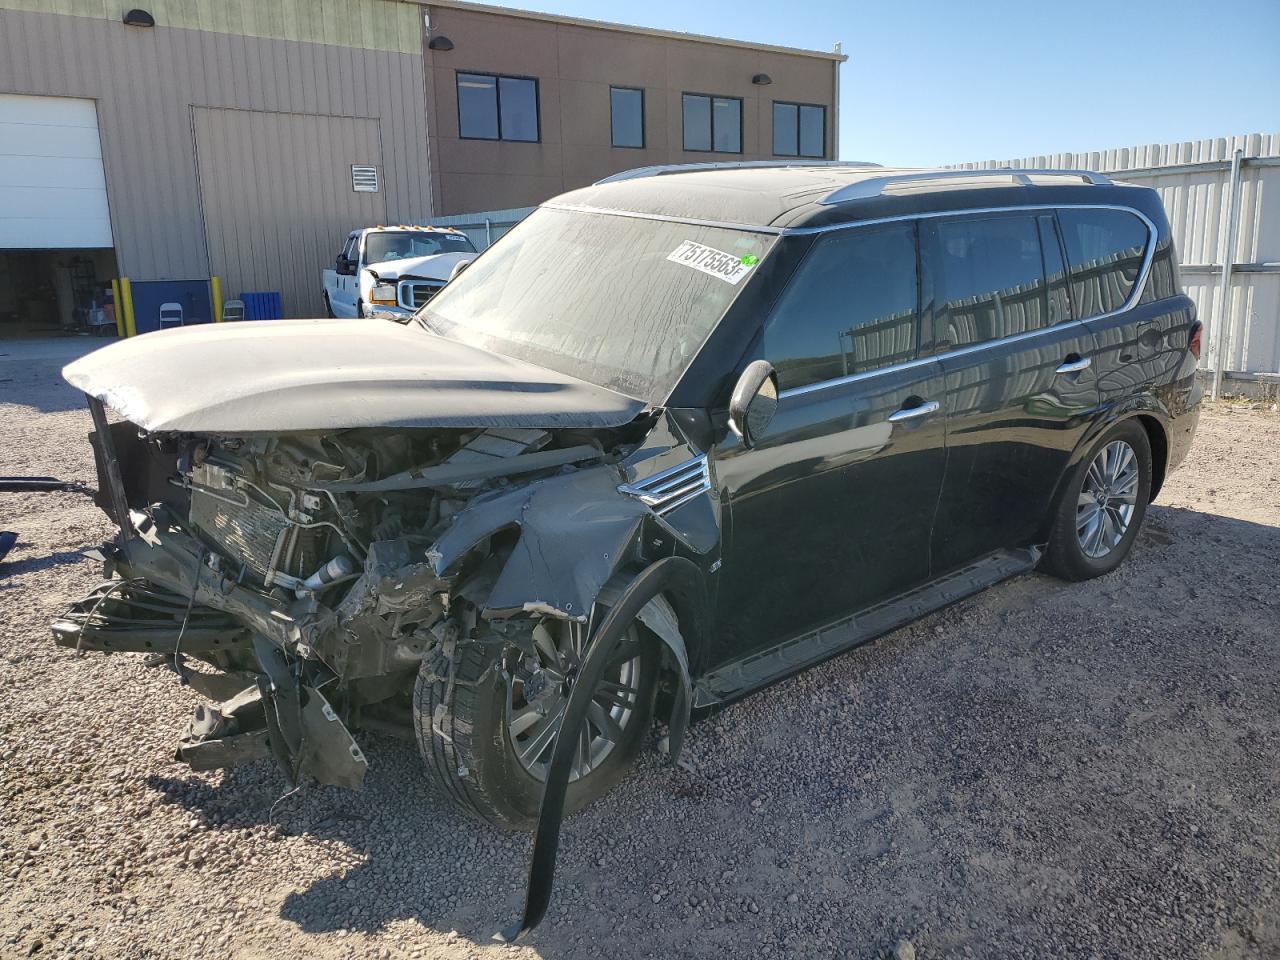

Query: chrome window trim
left=774, top=203, right=1158, bottom=401
left=535, top=200, right=1157, bottom=406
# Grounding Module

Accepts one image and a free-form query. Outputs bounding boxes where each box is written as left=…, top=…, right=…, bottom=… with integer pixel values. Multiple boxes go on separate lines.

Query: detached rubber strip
left=496, top=557, right=693, bottom=942
left=0, top=476, right=77, bottom=492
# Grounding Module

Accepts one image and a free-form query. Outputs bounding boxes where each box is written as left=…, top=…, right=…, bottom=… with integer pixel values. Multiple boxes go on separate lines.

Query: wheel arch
left=1040, top=407, right=1169, bottom=542
left=1133, top=412, right=1169, bottom=502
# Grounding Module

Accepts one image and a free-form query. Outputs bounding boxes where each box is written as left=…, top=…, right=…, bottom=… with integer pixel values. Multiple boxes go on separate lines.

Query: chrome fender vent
left=618, top=454, right=710, bottom=515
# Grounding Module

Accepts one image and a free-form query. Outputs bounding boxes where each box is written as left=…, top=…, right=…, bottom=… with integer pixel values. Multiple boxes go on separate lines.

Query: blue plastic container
left=240, top=291, right=283, bottom=320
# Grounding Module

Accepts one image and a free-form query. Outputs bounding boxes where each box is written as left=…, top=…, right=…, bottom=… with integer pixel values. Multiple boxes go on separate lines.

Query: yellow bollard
left=120, top=277, right=137, bottom=337
left=210, top=275, right=223, bottom=322
left=110, top=278, right=124, bottom=337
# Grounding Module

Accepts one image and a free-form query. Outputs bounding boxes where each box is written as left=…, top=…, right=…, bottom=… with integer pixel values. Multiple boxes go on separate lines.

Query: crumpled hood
left=63, top=318, right=645, bottom=434
left=366, top=251, right=476, bottom=281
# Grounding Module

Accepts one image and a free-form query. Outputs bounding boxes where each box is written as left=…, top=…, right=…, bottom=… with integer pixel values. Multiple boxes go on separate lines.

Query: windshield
left=364, top=231, right=476, bottom=265
left=421, top=207, right=775, bottom=401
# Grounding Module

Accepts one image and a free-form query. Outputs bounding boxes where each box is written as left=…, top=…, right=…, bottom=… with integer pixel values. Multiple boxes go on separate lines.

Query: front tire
left=1041, top=419, right=1152, bottom=581
left=413, top=619, right=658, bottom=830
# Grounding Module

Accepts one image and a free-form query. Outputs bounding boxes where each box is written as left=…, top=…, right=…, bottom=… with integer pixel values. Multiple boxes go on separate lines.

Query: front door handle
left=1056, top=356, right=1091, bottom=375
left=887, top=399, right=940, bottom=423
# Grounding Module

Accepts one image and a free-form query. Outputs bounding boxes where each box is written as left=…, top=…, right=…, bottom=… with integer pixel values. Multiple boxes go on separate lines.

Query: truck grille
left=400, top=280, right=446, bottom=309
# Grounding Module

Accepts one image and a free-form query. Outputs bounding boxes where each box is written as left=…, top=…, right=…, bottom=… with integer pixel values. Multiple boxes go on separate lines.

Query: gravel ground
left=2, top=336, right=1278, bottom=960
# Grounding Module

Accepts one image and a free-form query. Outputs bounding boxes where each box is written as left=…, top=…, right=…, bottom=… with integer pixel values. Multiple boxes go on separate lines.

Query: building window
left=773, top=102, right=825, bottom=158
left=456, top=72, right=539, bottom=142
left=682, top=93, right=742, bottom=153
left=610, top=87, right=645, bottom=148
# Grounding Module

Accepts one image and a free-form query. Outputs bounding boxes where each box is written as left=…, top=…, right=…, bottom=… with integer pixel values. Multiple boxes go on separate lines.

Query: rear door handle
left=887, top=400, right=940, bottom=422
left=1055, top=356, right=1091, bottom=375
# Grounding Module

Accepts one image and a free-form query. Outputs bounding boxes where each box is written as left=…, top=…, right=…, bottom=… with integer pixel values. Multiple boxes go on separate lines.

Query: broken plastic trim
left=497, top=557, right=696, bottom=942
left=319, top=444, right=604, bottom=492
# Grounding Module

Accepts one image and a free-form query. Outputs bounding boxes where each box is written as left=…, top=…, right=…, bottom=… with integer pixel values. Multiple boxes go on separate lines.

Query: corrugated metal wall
left=0, top=0, right=422, bottom=53
left=952, top=133, right=1280, bottom=375
left=194, top=108, right=388, bottom=317
left=0, top=3, right=431, bottom=313
left=426, top=205, right=536, bottom=249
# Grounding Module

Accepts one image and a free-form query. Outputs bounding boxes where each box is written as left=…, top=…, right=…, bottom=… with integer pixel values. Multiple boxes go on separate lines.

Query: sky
left=467, top=0, right=1280, bottom=166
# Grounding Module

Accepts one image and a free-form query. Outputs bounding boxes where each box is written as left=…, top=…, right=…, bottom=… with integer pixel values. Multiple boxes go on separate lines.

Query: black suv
left=58, top=164, right=1200, bottom=937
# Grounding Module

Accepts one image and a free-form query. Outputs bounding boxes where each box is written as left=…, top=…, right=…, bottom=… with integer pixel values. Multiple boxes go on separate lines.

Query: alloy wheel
left=1076, top=439, right=1139, bottom=558
left=507, top=619, right=643, bottom=783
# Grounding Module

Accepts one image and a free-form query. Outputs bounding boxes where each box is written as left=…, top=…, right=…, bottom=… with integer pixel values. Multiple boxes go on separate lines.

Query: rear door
left=925, top=211, right=1101, bottom=573
left=713, top=222, right=948, bottom=665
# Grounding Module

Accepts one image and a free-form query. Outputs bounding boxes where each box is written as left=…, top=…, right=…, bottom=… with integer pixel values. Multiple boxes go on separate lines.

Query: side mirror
left=728, top=360, right=779, bottom=448
left=336, top=256, right=354, bottom=276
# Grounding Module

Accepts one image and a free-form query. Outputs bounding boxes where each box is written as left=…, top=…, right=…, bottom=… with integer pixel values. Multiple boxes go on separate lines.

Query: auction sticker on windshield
left=667, top=240, right=759, bottom=285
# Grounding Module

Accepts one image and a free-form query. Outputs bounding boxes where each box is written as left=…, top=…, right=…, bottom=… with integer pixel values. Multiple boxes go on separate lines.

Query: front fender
left=430, top=464, right=650, bottom=622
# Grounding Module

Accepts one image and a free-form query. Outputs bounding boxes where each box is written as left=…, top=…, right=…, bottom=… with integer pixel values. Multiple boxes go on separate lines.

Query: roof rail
left=820, top=168, right=1112, bottom=205
left=595, top=160, right=882, bottom=185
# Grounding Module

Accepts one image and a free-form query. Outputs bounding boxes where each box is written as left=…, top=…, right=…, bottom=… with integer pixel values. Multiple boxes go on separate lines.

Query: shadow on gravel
left=136, top=502, right=1280, bottom=958
left=0, top=336, right=104, bottom=414
left=0, top=547, right=97, bottom=581
left=146, top=735, right=539, bottom=945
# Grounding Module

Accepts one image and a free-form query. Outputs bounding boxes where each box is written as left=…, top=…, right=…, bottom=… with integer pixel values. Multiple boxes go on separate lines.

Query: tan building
left=422, top=1, right=844, bottom=214
left=0, top=0, right=842, bottom=324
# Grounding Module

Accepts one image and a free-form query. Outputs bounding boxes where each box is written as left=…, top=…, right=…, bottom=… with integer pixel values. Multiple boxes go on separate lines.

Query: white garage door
left=0, top=93, right=113, bottom=249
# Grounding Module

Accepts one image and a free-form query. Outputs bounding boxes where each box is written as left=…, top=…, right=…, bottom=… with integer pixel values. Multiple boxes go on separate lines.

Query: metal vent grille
left=351, top=164, right=379, bottom=193
left=618, top=455, right=710, bottom=515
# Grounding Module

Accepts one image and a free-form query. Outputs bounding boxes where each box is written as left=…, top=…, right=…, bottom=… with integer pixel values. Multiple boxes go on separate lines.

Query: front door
left=712, top=222, right=948, bottom=668
left=924, top=211, right=1101, bottom=573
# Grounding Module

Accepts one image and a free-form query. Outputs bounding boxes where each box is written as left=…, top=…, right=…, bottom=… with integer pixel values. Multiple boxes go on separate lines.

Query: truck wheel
left=355, top=299, right=365, bottom=319
left=413, top=618, right=658, bottom=831
left=323, top=293, right=335, bottom=318
left=1041, top=419, right=1152, bottom=582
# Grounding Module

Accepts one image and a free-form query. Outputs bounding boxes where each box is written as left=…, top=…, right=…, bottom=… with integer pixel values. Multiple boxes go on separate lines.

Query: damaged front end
left=55, top=393, right=709, bottom=800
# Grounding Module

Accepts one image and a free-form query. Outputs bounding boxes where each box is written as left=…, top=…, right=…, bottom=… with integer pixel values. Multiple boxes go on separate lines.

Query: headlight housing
left=371, top=283, right=397, bottom=305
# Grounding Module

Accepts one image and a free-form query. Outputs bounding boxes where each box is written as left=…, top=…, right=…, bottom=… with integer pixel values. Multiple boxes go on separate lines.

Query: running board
left=694, top=547, right=1041, bottom=708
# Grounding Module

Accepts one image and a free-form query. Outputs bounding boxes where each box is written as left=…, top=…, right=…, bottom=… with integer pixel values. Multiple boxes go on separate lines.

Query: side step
left=694, top=547, right=1040, bottom=707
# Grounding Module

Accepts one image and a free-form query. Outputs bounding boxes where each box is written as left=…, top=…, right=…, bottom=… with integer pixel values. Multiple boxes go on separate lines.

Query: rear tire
left=413, top=621, right=658, bottom=831
left=1041, top=419, right=1152, bottom=582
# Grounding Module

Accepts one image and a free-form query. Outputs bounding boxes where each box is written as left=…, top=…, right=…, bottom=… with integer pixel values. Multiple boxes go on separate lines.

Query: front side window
left=457, top=72, right=539, bottom=142
left=423, top=208, right=774, bottom=401
left=773, top=102, right=825, bottom=158
left=363, top=231, right=476, bottom=265
left=764, top=223, right=919, bottom=391
left=1058, top=208, right=1149, bottom=317
left=931, top=215, right=1048, bottom=350
left=682, top=93, right=742, bottom=153
left=610, top=87, right=644, bottom=148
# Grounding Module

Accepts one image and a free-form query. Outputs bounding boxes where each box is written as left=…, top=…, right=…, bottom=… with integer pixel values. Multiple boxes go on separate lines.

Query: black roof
left=549, top=165, right=1163, bottom=232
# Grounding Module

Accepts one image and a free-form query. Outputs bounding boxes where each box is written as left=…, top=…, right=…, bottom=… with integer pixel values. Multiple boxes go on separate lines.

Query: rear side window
left=931, top=215, right=1048, bottom=350
left=1058, top=208, right=1149, bottom=317
left=763, top=223, right=918, bottom=391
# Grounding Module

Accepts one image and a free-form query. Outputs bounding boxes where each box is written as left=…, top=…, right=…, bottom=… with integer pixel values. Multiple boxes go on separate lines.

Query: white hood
left=365, top=250, right=476, bottom=281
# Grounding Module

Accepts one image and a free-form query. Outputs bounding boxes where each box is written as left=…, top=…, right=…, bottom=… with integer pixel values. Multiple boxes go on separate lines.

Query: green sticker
left=740, top=254, right=759, bottom=266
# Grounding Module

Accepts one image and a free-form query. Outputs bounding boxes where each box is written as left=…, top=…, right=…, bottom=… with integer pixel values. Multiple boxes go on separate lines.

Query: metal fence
left=951, top=133, right=1280, bottom=389
left=424, top=206, right=536, bottom=251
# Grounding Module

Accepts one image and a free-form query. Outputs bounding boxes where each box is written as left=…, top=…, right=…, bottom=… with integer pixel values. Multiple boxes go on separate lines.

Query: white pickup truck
left=322, top=225, right=478, bottom=320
